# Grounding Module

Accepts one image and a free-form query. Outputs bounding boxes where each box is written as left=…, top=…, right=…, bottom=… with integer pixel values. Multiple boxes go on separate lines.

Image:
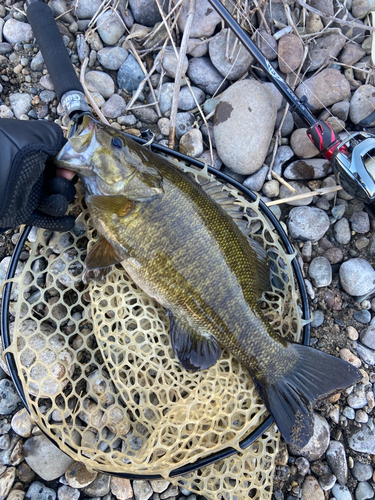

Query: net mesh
left=3, top=162, right=305, bottom=499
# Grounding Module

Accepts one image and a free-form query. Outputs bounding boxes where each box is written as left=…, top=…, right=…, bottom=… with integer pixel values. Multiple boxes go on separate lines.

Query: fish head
left=55, top=115, right=164, bottom=201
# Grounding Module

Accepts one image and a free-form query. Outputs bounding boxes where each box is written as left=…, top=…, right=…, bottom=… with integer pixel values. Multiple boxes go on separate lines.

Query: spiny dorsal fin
left=200, top=177, right=271, bottom=297
left=85, top=237, right=123, bottom=270
left=167, top=311, right=221, bottom=371
left=87, top=195, right=135, bottom=217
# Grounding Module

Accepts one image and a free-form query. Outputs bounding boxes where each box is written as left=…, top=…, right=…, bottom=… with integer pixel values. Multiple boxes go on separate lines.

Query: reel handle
left=306, top=121, right=343, bottom=161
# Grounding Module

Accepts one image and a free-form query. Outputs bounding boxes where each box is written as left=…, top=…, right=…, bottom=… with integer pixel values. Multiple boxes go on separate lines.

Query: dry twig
left=266, top=185, right=342, bottom=206
left=168, top=0, right=197, bottom=149
left=79, top=57, right=109, bottom=125
left=295, top=0, right=375, bottom=31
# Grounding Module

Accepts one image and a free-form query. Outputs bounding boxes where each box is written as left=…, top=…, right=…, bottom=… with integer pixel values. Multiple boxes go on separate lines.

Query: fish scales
left=90, top=160, right=289, bottom=380
left=55, top=116, right=362, bottom=449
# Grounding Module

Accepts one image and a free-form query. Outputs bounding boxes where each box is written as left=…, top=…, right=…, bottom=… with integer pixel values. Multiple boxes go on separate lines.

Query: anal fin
left=167, top=311, right=221, bottom=371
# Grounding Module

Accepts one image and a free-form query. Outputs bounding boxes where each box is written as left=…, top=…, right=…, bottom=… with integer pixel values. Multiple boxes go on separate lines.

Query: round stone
left=350, top=85, right=375, bottom=125
left=65, top=461, right=98, bottom=488
left=284, top=159, right=332, bottom=180
left=11, top=408, right=32, bottom=437
left=213, top=79, right=277, bottom=175
left=311, top=310, right=324, bottom=327
left=110, top=477, right=133, bottom=500
left=295, top=68, right=350, bottom=110
left=187, top=57, right=228, bottom=96
left=332, top=483, right=353, bottom=500
left=287, top=207, right=330, bottom=241
left=129, top=0, right=163, bottom=26
left=179, top=129, right=204, bottom=158
left=58, top=485, right=80, bottom=500
left=353, top=310, right=372, bottom=324
left=279, top=181, right=313, bottom=206
left=96, top=10, right=126, bottom=45
left=350, top=211, right=370, bottom=233
left=278, top=33, right=304, bottom=74
left=133, top=480, right=153, bottom=500
left=339, top=258, right=375, bottom=296
left=301, top=475, right=324, bottom=500
left=97, top=47, right=128, bottom=70
left=290, top=128, right=319, bottom=158
left=176, top=0, right=221, bottom=38
left=25, top=481, right=56, bottom=500
left=308, top=257, right=332, bottom=287
left=352, top=462, right=373, bottom=482
left=85, top=71, right=115, bottom=99
left=118, top=54, right=144, bottom=93
left=101, top=94, right=127, bottom=119
left=160, top=47, right=188, bottom=79
left=289, top=413, right=330, bottom=460
left=355, top=482, right=374, bottom=500
left=326, top=441, right=348, bottom=485
left=23, top=434, right=74, bottom=481
left=0, top=379, right=21, bottom=415
left=9, top=93, right=32, bottom=120
left=178, top=86, right=205, bottom=111
left=334, top=218, right=351, bottom=245
left=209, top=28, right=253, bottom=80
left=0, top=467, right=16, bottom=499
left=3, top=19, right=33, bottom=44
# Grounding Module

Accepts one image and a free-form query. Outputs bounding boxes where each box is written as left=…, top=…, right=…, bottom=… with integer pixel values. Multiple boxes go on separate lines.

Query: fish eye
left=111, top=137, right=124, bottom=149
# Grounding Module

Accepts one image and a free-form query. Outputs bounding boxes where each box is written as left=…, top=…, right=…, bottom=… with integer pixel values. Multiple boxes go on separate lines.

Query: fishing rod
left=208, top=0, right=375, bottom=209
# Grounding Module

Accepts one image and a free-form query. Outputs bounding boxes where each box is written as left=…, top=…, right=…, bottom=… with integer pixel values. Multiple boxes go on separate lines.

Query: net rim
left=0, top=151, right=311, bottom=479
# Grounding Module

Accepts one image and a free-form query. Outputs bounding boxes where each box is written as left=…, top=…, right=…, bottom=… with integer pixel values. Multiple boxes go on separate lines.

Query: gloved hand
left=0, top=118, right=76, bottom=233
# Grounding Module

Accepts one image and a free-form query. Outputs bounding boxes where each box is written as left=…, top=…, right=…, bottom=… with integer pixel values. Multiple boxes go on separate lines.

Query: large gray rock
left=213, top=80, right=277, bottom=175
left=339, top=258, right=375, bottom=296
left=209, top=29, right=253, bottom=80
left=295, top=69, right=350, bottom=110
left=287, top=206, right=330, bottom=241
left=23, top=434, right=74, bottom=481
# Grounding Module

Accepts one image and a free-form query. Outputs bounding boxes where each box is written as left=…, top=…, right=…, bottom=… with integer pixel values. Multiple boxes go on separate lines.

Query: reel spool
left=1, top=162, right=310, bottom=500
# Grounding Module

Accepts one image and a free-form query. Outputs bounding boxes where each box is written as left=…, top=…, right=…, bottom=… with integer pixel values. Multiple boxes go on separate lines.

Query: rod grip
left=26, top=1, right=84, bottom=101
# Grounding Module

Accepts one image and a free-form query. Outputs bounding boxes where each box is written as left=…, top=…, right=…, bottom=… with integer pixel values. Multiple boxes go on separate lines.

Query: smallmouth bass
left=55, top=116, right=361, bottom=448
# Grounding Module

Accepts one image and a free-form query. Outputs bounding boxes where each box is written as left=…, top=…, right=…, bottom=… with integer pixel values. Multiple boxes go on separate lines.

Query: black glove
left=0, top=118, right=76, bottom=233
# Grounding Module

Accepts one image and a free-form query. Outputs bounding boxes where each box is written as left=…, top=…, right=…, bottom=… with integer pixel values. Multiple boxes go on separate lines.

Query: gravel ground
left=1, top=0, right=375, bottom=499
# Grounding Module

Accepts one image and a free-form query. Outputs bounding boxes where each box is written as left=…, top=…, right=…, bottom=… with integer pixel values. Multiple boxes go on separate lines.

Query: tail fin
left=253, top=344, right=362, bottom=449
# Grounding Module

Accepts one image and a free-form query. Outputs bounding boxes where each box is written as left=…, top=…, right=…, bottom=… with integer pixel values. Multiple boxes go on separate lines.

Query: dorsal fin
left=199, top=177, right=270, bottom=297
left=199, top=177, right=252, bottom=235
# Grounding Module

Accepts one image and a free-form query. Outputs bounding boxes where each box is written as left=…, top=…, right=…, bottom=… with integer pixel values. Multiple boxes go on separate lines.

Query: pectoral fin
left=85, top=237, right=123, bottom=270
left=87, top=195, right=135, bottom=217
left=167, top=311, right=221, bottom=371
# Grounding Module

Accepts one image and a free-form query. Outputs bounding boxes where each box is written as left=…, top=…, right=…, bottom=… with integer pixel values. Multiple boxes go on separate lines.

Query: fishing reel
left=307, top=121, right=375, bottom=204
